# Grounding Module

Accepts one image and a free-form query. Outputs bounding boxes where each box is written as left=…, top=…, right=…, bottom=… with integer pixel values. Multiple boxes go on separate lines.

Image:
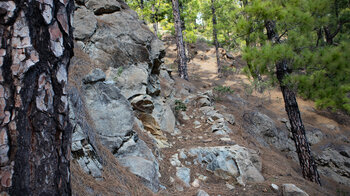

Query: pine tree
left=171, top=0, right=189, bottom=80
left=239, top=0, right=324, bottom=184
left=265, top=20, right=321, bottom=185
left=0, top=0, right=74, bottom=194
left=211, top=0, right=221, bottom=75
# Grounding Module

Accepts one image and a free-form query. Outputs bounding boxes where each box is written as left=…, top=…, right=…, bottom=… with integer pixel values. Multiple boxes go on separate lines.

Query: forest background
left=126, top=0, right=350, bottom=114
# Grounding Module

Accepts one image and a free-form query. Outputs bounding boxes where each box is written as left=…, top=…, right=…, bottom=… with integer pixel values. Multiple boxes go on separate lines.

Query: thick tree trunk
left=171, top=0, right=188, bottom=80
left=211, top=0, right=221, bottom=75
left=265, top=20, right=321, bottom=185
left=0, top=0, right=74, bottom=195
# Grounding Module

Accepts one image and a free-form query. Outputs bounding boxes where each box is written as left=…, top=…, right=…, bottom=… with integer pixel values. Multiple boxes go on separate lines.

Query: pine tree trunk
left=151, top=3, right=158, bottom=36
left=265, top=20, right=321, bottom=185
left=140, top=0, right=144, bottom=9
left=171, top=0, right=188, bottom=80
left=211, top=0, right=221, bottom=75
left=0, top=0, right=74, bottom=195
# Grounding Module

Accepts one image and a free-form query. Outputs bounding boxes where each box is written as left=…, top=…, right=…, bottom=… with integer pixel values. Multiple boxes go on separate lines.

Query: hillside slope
left=67, top=1, right=350, bottom=195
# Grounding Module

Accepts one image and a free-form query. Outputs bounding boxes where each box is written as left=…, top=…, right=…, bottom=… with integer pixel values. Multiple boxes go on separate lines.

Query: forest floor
left=157, top=36, right=350, bottom=196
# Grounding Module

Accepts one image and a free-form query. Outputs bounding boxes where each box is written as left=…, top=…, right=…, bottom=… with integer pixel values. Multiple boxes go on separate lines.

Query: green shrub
left=174, top=100, right=187, bottom=111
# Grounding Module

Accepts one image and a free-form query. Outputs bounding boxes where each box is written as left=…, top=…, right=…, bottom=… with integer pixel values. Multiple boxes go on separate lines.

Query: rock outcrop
left=171, top=145, right=264, bottom=186
left=69, top=0, right=171, bottom=193
left=315, top=145, right=350, bottom=186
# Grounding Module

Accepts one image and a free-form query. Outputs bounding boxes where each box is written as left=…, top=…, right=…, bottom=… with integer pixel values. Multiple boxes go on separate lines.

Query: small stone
left=170, top=153, right=181, bottom=167
left=197, top=174, right=208, bottom=181
left=226, top=182, right=235, bottom=190
left=196, top=189, right=209, bottom=196
left=220, top=137, right=231, bottom=142
left=179, top=150, right=187, bottom=159
left=180, top=111, right=190, bottom=120
left=192, top=179, right=200, bottom=188
left=223, top=113, right=235, bottom=125
left=271, top=183, right=279, bottom=191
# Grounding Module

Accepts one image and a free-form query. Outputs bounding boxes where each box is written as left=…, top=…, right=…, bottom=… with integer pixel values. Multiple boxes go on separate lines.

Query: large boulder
left=282, top=184, right=309, bottom=196
left=152, top=98, right=176, bottom=134
left=186, top=145, right=264, bottom=185
left=315, top=145, right=350, bottom=186
left=82, top=73, right=134, bottom=151
left=74, top=4, right=164, bottom=68
left=243, top=111, right=295, bottom=152
left=70, top=0, right=166, bottom=192
left=85, top=0, right=121, bottom=15
left=69, top=69, right=160, bottom=192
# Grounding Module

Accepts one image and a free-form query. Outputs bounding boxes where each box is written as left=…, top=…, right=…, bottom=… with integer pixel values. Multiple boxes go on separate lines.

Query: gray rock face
left=117, top=138, right=160, bottom=192
left=305, top=127, right=323, bottom=145
left=106, top=63, right=149, bottom=99
left=315, top=145, right=350, bottom=186
left=82, top=81, right=134, bottom=150
left=70, top=113, right=103, bottom=179
left=152, top=98, right=176, bottom=134
left=187, top=145, right=264, bottom=185
left=83, top=68, right=106, bottom=84
left=243, top=111, right=295, bottom=152
left=75, top=7, right=164, bottom=68
left=70, top=71, right=160, bottom=191
left=73, top=7, right=97, bottom=40
left=71, top=0, right=166, bottom=192
left=69, top=86, right=104, bottom=180
left=282, top=184, right=309, bottom=196
left=85, top=0, right=121, bottom=15
left=82, top=80, right=160, bottom=191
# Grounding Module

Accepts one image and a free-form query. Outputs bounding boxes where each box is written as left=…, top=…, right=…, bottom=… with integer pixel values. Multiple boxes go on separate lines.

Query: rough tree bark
left=264, top=20, right=321, bottom=185
left=0, top=0, right=74, bottom=195
left=211, top=0, right=221, bottom=75
left=171, top=0, right=188, bottom=80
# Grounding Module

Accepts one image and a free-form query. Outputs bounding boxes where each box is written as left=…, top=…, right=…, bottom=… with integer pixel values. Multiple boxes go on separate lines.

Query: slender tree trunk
left=211, top=0, right=221, bottom=75
left=151, top=4, right=158, bottom=36
left=179, top=2, right=189, bottom=63
left=140, top=0, right=144, bottom=9
left=316, top=28, right=323, bottom=47
left=0, top=0, right=74, bottom=195
left=171, top=0, right=188, bottom=80
left=265, top=20, right=321, bottom=185
left=242, top=0, right=263, bottom=92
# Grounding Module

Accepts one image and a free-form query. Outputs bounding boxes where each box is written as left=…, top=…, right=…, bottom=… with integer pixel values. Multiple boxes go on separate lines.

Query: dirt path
left=159, top=37, right=350, bottom=196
